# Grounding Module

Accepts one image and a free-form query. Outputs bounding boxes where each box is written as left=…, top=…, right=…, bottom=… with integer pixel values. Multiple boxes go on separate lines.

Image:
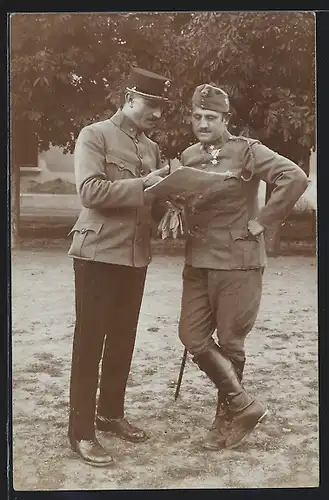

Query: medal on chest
left=200, top=143, right=222, bottom=165
left=199, top=143, right=236, bottom=178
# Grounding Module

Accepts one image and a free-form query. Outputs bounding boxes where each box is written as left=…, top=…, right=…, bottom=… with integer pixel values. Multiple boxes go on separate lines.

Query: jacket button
left=198, top=194, right=203, bottom=199
left=80, top=228, right=87, bottom=234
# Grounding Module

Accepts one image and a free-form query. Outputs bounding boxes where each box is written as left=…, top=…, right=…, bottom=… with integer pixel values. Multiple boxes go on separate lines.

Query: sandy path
left=11, top=244, right=318, bottom=490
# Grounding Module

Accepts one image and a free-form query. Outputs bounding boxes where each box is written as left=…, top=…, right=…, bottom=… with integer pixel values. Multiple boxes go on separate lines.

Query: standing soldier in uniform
left=67, top=67, right=171, bottom=466
left=177, top=83, right=308, bottom=450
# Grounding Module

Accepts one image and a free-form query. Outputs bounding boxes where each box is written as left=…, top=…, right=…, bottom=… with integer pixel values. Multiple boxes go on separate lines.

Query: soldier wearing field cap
left=67, top=66, right=172, bottom=466
left=177, top=83, right=308, bottom=450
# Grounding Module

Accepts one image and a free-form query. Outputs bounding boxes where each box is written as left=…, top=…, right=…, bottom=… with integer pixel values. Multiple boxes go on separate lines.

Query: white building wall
left=21, top=145, right=317, bottom=208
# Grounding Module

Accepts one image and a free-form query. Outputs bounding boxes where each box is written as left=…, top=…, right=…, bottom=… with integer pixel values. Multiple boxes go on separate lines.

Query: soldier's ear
left=125, top=91, right=134, bottom=106
left=223, top=112, right=231, bottom=125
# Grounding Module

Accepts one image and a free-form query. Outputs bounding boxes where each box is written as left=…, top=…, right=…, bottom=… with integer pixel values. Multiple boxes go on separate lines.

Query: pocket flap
left=68, top=221, right=103, bottom=236
left=230, top=228, right=259, bottom=242
left=105, top=153, right=137, bottom=176
left=223, top=171, right=240, bottom=180
left=105, top=153, right=125, bottom=168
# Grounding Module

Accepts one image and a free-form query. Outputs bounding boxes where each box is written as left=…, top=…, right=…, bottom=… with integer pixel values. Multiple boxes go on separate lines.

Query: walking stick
left=174, top=347, right=188, bottom=400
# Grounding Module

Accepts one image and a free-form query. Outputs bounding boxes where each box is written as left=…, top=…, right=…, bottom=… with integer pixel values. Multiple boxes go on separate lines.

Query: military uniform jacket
left=68, top=109, right=160, bottom=267
left=180, top=131, right=308, bottom=270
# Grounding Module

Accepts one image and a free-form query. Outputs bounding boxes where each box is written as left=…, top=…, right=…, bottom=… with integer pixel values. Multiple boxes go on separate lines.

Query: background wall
left=20, top=146, right=317, bottom=212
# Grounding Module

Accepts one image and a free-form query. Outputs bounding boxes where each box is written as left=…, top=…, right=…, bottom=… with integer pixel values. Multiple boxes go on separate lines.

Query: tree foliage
left=10, top=12, right=315, bottom=167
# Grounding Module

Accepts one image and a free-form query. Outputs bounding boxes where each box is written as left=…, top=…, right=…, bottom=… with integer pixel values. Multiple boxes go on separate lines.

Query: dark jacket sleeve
left=74, top=126, right=145, bottom=209
left=248, top=143, right=309, bottom=228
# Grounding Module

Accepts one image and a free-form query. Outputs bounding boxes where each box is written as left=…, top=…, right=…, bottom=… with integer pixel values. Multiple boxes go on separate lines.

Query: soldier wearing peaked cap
left=176, top=83, right=308, bottom=450
left=67, top=66, right=172, bottom=466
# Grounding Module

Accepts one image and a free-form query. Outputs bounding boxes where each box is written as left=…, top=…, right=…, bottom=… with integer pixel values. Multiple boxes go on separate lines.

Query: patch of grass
left=270, top=361, right=291, bottom=369
left=163, top=465, right=202, bottom=480
left=14, top=415, right=59, bottom=426
left=25, top=362, right=64, bottom=378
left=13, top=329, right=30, bottom=335
left=305, top=380, right=318, bottom=390
left=188, top=414, right=211, bottom=429
left=296, top=400, right=312, bottom=411
left=134, top=393, right=153, bottom=403
left=166, top=431, right=192, bottom=444
left=298, top=359, right=314, bottom=365
left=35, top=352, right=55, bottom=362
left=53, top=400, right=69, bottom=410
left=291, top=332, right=304, bottom=339
left=267, top=333, right=290, bottom=340
left=264, top=467, right=319, bottom=488
left=12, top=376, right=38, bottom=389
left=142, top=367, right=157, bottom=376
left=147, top=326, right=160, bottom=332
left=115, top=471, right=138, bottom=486
left=256, top=325, right=274, bottom=332
left=266, top=397, right=282, bottom=405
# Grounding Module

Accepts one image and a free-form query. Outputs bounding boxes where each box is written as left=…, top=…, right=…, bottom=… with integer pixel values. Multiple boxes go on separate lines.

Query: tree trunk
left=11, top=158, right=20, bottom=249
left=264, top=221, right=282, bottom=256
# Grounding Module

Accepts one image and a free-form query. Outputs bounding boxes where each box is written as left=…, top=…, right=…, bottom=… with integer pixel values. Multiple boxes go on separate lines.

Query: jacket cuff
left=256, top=215, right=271, bottom=230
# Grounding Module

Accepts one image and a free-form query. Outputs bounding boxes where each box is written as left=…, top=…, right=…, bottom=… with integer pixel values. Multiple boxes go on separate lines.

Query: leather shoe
left=70, top=437, right=114, bottom=467
left=96, top=416, right=148, bottom=443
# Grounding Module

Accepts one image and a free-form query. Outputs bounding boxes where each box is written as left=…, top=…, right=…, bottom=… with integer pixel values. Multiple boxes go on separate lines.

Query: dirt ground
left=11, top=240, right=318, bottom=490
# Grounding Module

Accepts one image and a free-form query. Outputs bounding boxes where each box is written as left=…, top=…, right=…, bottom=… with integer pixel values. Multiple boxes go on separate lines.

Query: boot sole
left=201, top=441, right=226, bottom=451
left=97, top=428, right=148, bottom=443
left=200, top=430, right=228, bottom=451
left=224, top=409, right=269, bottom=450
left=70, top=441, right=115, bottom=467
left=77, top=455, right=114, bottom=467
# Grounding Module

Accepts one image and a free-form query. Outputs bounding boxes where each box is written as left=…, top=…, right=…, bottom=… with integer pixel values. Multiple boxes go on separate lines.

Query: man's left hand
left=247, top=219, right=265, bottom=237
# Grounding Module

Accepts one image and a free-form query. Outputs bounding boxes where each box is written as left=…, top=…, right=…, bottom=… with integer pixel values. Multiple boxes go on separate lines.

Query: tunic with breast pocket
left=180, top=136, right=309, bottom=271
left=68, top=109, right=161, bottom=267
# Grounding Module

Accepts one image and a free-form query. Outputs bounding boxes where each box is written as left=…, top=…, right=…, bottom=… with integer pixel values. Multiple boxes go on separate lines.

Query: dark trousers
left=179, top=265, right=263, bottom=378
left=68, top=259, right=147, bottom=441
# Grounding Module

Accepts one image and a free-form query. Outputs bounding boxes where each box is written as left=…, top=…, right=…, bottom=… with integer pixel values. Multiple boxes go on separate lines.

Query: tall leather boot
left=201, top=391, right=230, bottom=450
left=232, top=358, right=245, bottom=384
left=195, top=343, right=267, bottom=449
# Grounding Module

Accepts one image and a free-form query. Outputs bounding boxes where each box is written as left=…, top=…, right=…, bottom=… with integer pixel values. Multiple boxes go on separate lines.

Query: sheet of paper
left=144, top=166, right=235, bottom=198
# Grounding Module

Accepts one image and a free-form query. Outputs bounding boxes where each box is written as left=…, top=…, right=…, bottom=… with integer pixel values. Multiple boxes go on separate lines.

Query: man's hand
left=247, top=218, right=265, bottom=237
left=143, top=165, right=170, bottom=189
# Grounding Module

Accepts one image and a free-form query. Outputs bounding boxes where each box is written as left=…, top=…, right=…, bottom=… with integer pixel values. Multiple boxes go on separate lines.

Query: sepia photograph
left=9, top=11, right=317, bottom=490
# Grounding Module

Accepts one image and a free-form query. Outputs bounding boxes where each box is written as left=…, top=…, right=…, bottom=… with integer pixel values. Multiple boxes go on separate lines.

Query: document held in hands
left=144, top=166, right=235, bottom=199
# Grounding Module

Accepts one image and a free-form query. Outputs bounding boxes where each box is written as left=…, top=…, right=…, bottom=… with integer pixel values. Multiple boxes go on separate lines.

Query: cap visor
left=126, top=87, right=173, bottom=103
